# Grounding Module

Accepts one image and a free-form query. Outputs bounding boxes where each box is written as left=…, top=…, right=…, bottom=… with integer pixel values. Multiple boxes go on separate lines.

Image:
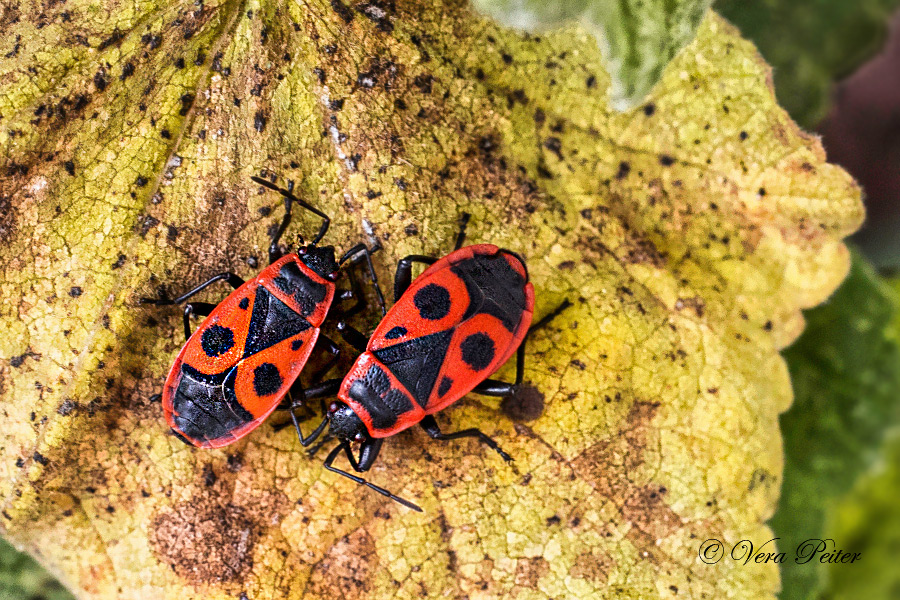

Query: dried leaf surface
left=0, top=2, right=862, bottom=599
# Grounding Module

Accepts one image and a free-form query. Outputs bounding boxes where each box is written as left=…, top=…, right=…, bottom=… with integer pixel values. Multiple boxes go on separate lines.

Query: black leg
left=340, top=243, right=386, bottom=316
left=420, top=415, right=512, bottom=462
left=453, top=212, right=471, bottom=251
left=273, top=379, right=342, bottom=443
left=141, top=272, right=245, bottom=306
left=251, top=176, right=331, bottom=247
left=323, top=441, right=422, bottom=511
left=393, top=255, right=438, bottom=301
left=531, top=298, right=573, bottom=331
left=472, top=341, right=525, bottom=397
left=333, top=268, right=365, bottom=318
left=336, top=322, right=370, bottom=353
left=181, top=302, right=216, bottom=341
left=471, top=300, right=572, bottom=398
left=393, top=214, right=469, bottom=301
left=311, top=334, right=341, bottom=382
left=289, top=400, right=329, bottom=446
left=306, top=431, right=335, bottom=458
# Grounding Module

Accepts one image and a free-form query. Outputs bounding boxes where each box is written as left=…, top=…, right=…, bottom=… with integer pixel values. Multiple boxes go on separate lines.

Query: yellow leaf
left=0, top=2, right=862, bottom=599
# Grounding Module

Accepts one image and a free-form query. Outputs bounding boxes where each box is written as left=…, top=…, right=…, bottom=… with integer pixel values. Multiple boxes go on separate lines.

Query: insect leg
left=453, top=212, right=471, bottom=251
left=181, top=302, right=216, bottom=341
left=335, top=322, right=370, bottom=353
left=250, top=175, right=332, bottom=249
left=323, top=442, right=422, bottom=511
left=531, top=298, right=573, bottom=332
left=393, top=255, right=438, bottom=301
left=141, top=272, right=245, bottom=306
left=473, top=300, right=573, bottom=397
left=420, top=415, right=512, bottom=462
left=310, top=334, right=341, bottom=382
left=340, top=242, right=386, bottom=316
left=275, top=379, right=342, bottom=444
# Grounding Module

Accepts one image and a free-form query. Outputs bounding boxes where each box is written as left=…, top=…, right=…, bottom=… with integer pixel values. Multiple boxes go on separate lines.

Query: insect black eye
left=329, top=271, right=338, bottom=280
left=354, top=432, right=365, bottom=442
left=298, top=247, right=307, bottom=255
left=328, top=402, right=339, bottom=414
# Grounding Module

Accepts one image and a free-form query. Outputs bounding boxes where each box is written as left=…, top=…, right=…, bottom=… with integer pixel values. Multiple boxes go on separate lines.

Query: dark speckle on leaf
left=330, top=0, right=354, bottom=23
left=93, top=70, right=108, bottom=91
left=179, top=93, right=195, bottom=116
left=254, top=111, right=267, bottom=132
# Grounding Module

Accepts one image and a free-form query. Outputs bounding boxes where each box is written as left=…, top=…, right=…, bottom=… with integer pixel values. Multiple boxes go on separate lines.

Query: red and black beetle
left=144, top=177, right=383, bottom=449
left=300, top=216, right=570, bottom=510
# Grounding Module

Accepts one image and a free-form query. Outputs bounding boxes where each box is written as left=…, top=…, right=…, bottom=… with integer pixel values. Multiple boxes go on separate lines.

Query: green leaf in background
left=0, top=537, right=73, bottom=600
left=776, top=252, right=900, bottom=599
left=470, top=0, right=713, bottom=109
left=822, top=431, right=900, bottom=600
left=716, top=0, right=900, bottom=128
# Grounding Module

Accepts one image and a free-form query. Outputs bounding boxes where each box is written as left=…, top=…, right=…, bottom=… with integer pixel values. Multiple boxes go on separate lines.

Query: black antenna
left=250, top=176, right=331, bottom=244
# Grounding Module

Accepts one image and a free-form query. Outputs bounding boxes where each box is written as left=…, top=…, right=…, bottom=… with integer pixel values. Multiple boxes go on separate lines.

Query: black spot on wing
left=291, top=338, right=304, bottom=351
left=201, top=324, right=234, bottom=357
left=460, top=332, right=495, bottom=371
left=252, top=362, right=283, bottom=396
left=171, top=365, right=253, bottom=442
left=371, top=329, right=453, bottom=408
left=384, top=326, right=407, bottom=339
left=414, top=283, right=451, bottom=320
left=273, top=261, right=328, bottom=316
left=238, top=297, right=250, bottom=310
left=347, top=364, right=414, bottom=430
left=452, top=253, right=526, bottom=332
left=438, top=376, right=453, bottom=397
left=244, top=286, right=312, bottom=357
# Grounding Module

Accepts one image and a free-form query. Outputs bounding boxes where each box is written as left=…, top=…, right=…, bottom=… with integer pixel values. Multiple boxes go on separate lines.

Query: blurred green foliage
left=0, top=537, right=72, bottom=600
left=823, top=431, right=900, bottom=599
left=471, top=0, right=712, bottom=109
left=716, top=0, right=900, bottom=128
left=775, top=254, right=900, bottom=599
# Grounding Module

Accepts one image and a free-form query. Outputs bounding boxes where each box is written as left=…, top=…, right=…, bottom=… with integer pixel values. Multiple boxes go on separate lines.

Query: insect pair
left=144, top=176, right=568, bottom=511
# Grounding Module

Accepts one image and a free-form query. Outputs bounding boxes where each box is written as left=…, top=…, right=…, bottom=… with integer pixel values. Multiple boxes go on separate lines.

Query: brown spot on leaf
left=150, top=500, right=258, bottom=585
left=570, top=550, right=615, bottom=584
left=623, top=485, right=682, bottom=540
left=514, top=556, right=549, bottom=588
left=674, top=296, right=705, bottom=317
left=625, top=236, right=664, bottom=267
left=572, top=400, right=680, bottom=557
left=307, top=528, right=376, bottom=596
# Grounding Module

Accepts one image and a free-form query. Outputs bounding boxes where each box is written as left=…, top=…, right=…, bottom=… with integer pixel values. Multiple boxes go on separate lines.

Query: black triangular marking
left=372, top=329, right=454, bottom=409
left=243, top=286, right=312, bottom=357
